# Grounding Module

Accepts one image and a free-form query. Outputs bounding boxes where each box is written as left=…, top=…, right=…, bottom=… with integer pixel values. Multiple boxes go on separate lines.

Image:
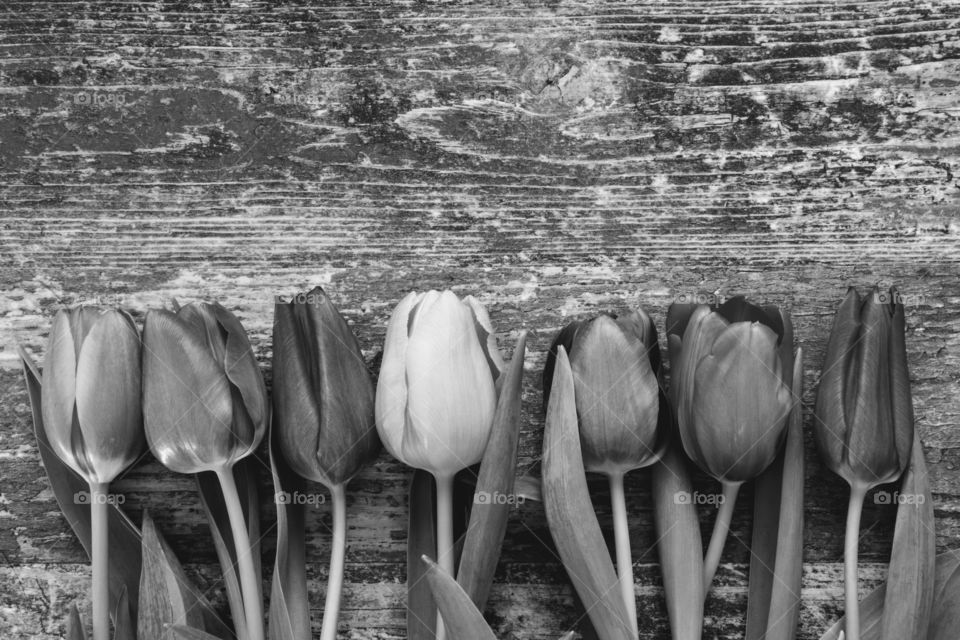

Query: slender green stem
left=702, top=481, right=742, bottom=595
left=844, top=483, right=868, bottom=640
left=608, top=472, right=638, bottom=638
left=320, top=484, right=348, bottom=640
left=434, top=473, right=455, bottom=640
left=216, top=467, right=265, bottom=640
left=89, top=481, right=110, bottom=640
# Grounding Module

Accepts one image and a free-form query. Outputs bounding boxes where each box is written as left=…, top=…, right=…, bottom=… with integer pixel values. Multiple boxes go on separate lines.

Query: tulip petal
left=716, top=296, right=784, bottom=340
left=887, top=288, right=915, bottom=480
left=75, top=310, right=144, bottom=484
left=690, top=322, right=790, bottom=482
left=845, top=292, right=897, bottom=485
left=570, top=315, right=659, bottom=473
left=376, top=291, right=421, bottom=465
left=462, top=295, right=505, bottom=382
left=542, top=319, right=584, bottom=412
left=209, top=303, right=268, bottom=435
left=402, top=291, right=497, bottom=475
left=42, top=309, right=83, bottom=476
left=143, top=310, right=234, bottom=473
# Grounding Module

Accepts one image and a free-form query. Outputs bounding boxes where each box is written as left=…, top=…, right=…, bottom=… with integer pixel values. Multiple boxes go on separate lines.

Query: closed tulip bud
left=375, top=290, right=503, bottom=479
left=273, top=286, right=380, bottom=488
left=376, top=289, right=504, bottom=638
left=667, top=296, right=795, bottom=593
left=543, top=309, right=664, bottom=475
left=542, top=308, right=667, bottom=632
left=41, top=306, right=144, bottom=640
left=142, top=302, right=267, bottom=474
left=42, top=306, right=144, bottom=485
left=814, top=286, right=913, bottom=489
left=813, top=286, right=914, bottom=640
left=670, top=299, right=793, bottom=484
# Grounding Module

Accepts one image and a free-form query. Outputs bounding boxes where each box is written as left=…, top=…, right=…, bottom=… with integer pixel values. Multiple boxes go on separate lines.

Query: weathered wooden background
left=1, top=0, right=959, bottom=638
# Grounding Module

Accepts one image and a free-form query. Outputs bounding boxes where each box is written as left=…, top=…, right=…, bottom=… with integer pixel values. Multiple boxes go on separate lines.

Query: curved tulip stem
left=216, top=467, right=265, bottom=640
left=608, top=472, right=638, bottom=638
left=844, top=483, right=868, bottom=640
left=434, top=473, right=455, bottom=640
left=89, top=481, right=110, bottom=640
left=320, top=484, right=347, bottom=640
left=702, top=481, right=742, bottom=595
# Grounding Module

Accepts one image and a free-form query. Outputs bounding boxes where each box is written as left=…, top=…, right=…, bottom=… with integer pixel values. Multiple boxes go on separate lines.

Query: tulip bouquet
left=15, top=283, right=958, bottom=640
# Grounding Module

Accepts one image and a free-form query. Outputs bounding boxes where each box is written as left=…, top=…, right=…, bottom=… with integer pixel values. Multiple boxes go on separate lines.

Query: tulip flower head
left=375, top=290, right=503, bottom=478
left=143, top=302, right=268, bottom=474
left=42, top=306, right=144, bottom=485
left=273, top=286, right=380, bottom=488
left=814, top=285, right=913, bottom=489
left=542, top=309, right=666, bottom=475
left=669, top=297, right=794, bottom=484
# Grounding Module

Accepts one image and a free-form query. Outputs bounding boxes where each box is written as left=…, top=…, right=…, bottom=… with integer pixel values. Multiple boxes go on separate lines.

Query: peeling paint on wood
left=0, top=0, right=958, bottom=638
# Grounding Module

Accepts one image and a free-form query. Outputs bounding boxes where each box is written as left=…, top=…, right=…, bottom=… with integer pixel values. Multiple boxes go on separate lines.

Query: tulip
left=667, top=296, right=794, bottom=593
left=143, top=301, right=268, bottom=640
left=813, top=286, right=913, bottom=640
left=542, top=309, right=667, bottom=633
left=273, top=287, right=380, bottom=640
left=42, top=306, right=143, bottom=640
left=376, top=290, right=502, bottom=640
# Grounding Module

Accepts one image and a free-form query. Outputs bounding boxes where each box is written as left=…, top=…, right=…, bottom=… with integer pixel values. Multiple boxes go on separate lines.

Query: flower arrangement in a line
left=16, top=285, right=958, bottom=640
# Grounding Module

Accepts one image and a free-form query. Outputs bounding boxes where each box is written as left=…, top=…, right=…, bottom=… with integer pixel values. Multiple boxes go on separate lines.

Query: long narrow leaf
left=268, top=426, right=311, bottom=640
left=19, top=347, right=141, bottom=627
left=880, top=430, right=935, bottom=640
left=113, top=588, right=134, bottom=640
left=764, top=350, right=805, bottom=640
left=928, top=551, right=960, bottom=640
left=820, top=579, right=886, bottom=640
left=408, top=468, right=437, bottom=640
left=542, top=347, right=633, bottom=640
left=66, top=604, right=87, bottom=640
left=458, top=332, right=527, bottom=610
left=745, top=320, right=796, bottom=640
left=652, top=440, right=703, bottom=640
left=138, top=511, right=210, bottom=639
left=422, top=555, right=498, bottom=640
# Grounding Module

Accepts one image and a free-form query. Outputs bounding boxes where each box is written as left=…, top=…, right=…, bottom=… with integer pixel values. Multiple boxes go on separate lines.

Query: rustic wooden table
left=1, top=1, right=958, bottom=638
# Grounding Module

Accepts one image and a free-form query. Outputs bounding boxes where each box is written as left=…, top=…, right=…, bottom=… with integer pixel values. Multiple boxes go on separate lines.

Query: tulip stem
left=89, top=481, right=110, bottom=640
left=216, top=467, right=264, bottom=640
left=844, top=483, right=868, bottom=640
left=320, top=484, right=348, bottom=640
left=435, top=473, right=455, bottom=640
left=608, top=472, right=638, bottom=638
left=702, top=480, right=742, bottom=595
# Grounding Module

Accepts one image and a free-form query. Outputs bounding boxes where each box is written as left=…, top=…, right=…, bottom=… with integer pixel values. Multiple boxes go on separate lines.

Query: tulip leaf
left=166, top=625, right=226, bottom=640
left=113, top=587, right=134, bottom=640
left=138, top=511, right=218, bottom=640
left=457, top=332, right=527, bottom=611
left=652, top=440, right=704, bottom=640
left=66, top=604, right=87, bottom=640
left=408, top=468, right=437, bottom=640
left=195, top=459, right=263, bottom=640
left=422, top=555, right=498, bottom=640
left=880, top=430, right=935, bottom=640
left=542, top=347, right=634, bottom=640
left=268, top=425, right=312, bottom=640
left=819, top=577, right=886, bottom=640
left=746, top=345, right=803, bottom=640
left=19, top=347, right=141, bottom=627
left=928, top=551, right=960, bottom=640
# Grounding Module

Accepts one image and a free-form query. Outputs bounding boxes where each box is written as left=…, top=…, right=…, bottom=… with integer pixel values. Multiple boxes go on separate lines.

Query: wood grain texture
left=0, top=0, right=958, bottom=638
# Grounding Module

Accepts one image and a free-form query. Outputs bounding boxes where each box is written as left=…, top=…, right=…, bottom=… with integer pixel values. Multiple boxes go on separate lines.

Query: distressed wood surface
left=1, top=0, right=959, bottom=638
